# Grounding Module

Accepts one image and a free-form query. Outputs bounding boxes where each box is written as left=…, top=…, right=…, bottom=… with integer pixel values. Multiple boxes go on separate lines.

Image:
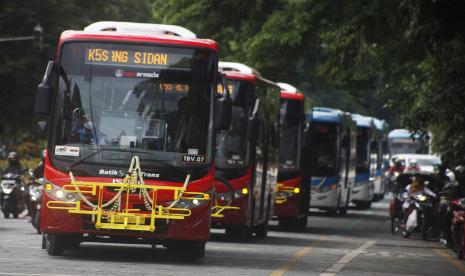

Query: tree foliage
left=1, top=1, right=464, bottom=165
left=153, top=0, right=465, bottom=165
left=0, top=0, right=153, bottom=147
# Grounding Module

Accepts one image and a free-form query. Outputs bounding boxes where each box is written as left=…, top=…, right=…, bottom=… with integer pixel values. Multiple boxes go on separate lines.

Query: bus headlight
left=166, top=194, right=209, bottom=209
left=44, top=182, right=78, bottom=202
left=276, top=187, right=300, bottom=199
left=218, top=188, right=248, bottom=202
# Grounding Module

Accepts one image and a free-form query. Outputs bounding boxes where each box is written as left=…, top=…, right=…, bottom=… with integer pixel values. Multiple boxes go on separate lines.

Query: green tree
left=0, top=0, right=153, bottom=148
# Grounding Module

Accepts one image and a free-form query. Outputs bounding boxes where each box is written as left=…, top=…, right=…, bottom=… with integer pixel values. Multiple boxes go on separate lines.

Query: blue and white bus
left=350, top=114, right=375, bottom=209
left=307, top=107, right=356, bottom=215
left=370, top=118, right=388, bottom=200
left=387, top=129, right=429, bottom=155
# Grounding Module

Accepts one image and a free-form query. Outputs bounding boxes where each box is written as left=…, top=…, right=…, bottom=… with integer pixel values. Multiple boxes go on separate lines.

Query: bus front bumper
left=40, top=193, right=213, bottom=242
left=310, top=188, right=338, bottom=209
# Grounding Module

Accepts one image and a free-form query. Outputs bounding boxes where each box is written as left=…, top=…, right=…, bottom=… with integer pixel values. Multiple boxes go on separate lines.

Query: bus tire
left=225, top=225, right=251, bottom=242
left=46, top=234, right=67, bottom=256
left=167, top=240, right=205, bottom=260
left=296, top=215, right=308, bottom=229
left=255, top=223, right=268, bottom=238
left=339, top=206, right=348, bottom=215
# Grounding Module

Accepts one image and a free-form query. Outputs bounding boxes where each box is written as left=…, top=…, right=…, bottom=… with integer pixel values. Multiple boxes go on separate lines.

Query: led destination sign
left=85, top=47, right=192, bottom=69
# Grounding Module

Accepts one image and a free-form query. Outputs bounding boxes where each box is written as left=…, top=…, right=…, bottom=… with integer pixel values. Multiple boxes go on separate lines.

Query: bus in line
left=370, top=118, right=388, bottom=200
left=350, top=114, right=375, bottom=209
left=308, top=107, right=356, bottom=215
left=34, top=22, right=232, bottom=259
left=211, top=62, right=280, bottom=240
left=273, top=83, right=310, bottom=229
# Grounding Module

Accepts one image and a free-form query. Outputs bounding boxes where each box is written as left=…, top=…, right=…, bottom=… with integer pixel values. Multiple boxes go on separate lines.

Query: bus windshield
left=356, top=128, right=370, bottom=173
left=388, top=139, right=422, bottom=155
left=279, top=98, right=302, bottom=172
left=51, top=42, right=215, bottom=169
left=215, top=80, right=254, bottom=169
left=310, top=123, right=338, bottom=176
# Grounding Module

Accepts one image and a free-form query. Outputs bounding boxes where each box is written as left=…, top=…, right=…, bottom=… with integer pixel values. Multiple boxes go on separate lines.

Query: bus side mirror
left=35, top=61, right=56, bottom=116
left=246, top=115, right=259, bottom=142
left=36, top=121, right=47, bottom=136
left=215, top=74, right=232, bottom=130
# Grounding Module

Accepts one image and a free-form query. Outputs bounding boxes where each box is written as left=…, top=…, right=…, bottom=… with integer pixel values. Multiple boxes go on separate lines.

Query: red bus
left=34, top=23, right=232, bottom=259
left=273, top=83, right=310, bottom=229
left=211, top=62, right=280, bottom=241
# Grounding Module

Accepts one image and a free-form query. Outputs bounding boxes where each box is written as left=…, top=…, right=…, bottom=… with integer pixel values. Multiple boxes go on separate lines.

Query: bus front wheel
left=46, top=234, right=80, bottom=256
left=46, top=234, right=67, bottom=256
left=167, top=240, right=205, bottom=260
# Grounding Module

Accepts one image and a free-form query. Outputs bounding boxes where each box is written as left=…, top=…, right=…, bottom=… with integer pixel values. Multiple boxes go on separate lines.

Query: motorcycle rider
left=24, top=150, right=46, bottom=218
left=389, top=158, right=405, bottom=174
left=1, top=152, right=25, bottom=175
left=406, top=159, right=421, bottom=173
left=401, top=177, right=436, bottom=223
left=1, top=152, right=26, bottom=217
left=32, top=150, right=46, bottom=179
left=439, top=165, right=465, bottom=247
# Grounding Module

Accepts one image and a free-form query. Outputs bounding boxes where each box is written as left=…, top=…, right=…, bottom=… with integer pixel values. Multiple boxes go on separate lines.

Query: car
left=390, top=153, right=441, bottom=173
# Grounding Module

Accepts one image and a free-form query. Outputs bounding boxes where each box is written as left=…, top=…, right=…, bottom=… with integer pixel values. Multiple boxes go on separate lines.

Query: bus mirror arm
left=247, top=98, right=260, bottom=142
left=214, top=74, right=232, bottom=130
left=246, top=115, right=259, bottom=142
left=35, top=61, right=56, bottom=116
left=302, top=127, right=311, bottom=149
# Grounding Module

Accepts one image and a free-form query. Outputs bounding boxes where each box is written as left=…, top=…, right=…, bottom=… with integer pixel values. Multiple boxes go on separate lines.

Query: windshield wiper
left=138, top=158, right=192, bottom=175
left=67, top=147, right=192, bottom=176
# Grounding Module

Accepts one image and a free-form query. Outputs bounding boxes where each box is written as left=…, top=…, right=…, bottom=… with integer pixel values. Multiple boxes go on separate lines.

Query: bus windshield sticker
left=188, top=148, right=199, bottom=155
left=182, top=154, right=206, bottom=163
left=55, top=145, right=80, bottom=157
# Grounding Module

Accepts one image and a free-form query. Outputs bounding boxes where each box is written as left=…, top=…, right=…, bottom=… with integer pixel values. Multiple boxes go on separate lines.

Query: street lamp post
left=0, top=24, right=43, bottom=43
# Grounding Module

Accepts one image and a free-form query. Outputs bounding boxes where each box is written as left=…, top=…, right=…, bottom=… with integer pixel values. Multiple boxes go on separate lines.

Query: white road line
left=0, top=273, right=71, bottom=276
left=319, top=240, right=376, bottom=276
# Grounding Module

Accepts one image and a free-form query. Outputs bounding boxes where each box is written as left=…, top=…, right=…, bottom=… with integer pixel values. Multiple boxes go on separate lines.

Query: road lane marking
left=270, top=235, right=327, bottom=276
left=320, top=239, right=376, bottom=275
left=433, top=249, right=465, bottom=274
left=0, top=272, right=71, bottom=276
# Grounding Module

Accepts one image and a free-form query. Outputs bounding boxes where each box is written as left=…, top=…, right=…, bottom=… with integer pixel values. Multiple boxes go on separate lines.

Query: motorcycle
left=403, top=193, right=436, bottom=239
left=28, top=177, right=45, bottom=233
left=451, top=198, right=465, bottom=259
left=391, top=192, right=437, bottom=240
left=0, top=173, right=23, bottom=218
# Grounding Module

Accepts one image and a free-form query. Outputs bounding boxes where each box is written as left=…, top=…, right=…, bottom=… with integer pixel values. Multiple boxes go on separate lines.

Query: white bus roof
left=84, top=21, right=197, bottom=39
left=218, top=61, right=260, bottom=76
left=277, top=82, right=298, bottom=93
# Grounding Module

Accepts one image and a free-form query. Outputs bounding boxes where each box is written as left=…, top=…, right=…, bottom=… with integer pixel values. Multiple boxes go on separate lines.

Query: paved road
left=1, top=198, right=464, bottom=276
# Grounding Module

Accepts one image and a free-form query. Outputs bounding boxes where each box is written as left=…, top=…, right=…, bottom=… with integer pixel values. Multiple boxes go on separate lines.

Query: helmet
left=7, top=151, right=19, bottom=165
left=454, top=165, right=465, bottom=182
left=40, top=149, right=46, bottom=162
left=395, top=159, right=405, bottom=169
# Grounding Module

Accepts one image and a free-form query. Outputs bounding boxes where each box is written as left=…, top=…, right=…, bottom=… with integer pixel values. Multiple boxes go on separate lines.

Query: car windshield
left=310, top=123, right=338, bottom=176
left=279, top=98, right=303, bottom=172
left=215, top=80, right=254, bottom=169
left=51, top=42, right=215, bottom=169
left=416, top=158, right=440, bottom=167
